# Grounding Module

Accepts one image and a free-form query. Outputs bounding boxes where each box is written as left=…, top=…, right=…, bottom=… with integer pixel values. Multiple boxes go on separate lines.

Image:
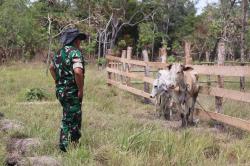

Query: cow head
left=150, top=70, right=172, bottom=98
left=168, top=63, right=193, bottom=88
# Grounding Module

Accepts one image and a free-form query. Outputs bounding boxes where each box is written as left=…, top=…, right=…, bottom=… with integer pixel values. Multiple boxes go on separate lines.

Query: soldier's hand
left=78, top=90, right=83, bottom=101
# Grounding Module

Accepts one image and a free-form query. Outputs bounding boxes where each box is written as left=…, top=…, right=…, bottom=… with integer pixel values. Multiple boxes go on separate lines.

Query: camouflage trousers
left=57, top=91, right=82, bottom=151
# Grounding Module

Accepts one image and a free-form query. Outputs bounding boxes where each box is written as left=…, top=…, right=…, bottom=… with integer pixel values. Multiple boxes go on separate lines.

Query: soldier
left=49, top=28, right=87, bottom=152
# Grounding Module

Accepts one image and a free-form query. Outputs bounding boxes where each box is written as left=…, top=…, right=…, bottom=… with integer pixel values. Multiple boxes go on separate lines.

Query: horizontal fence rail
left=106, top=55, right=168, bottom=68
left=196, top=109, right=250, bottom=132
left=106, top=67, right=154, bottom=84
left=107, top=55, right=250, bottom=77
left=200, top=86, right=250, bottom=103
left=107, top=79, right=152, bottom=99
left=191, top=65, right=250, bottom=77
left=106, top=54, right=250, bottom=132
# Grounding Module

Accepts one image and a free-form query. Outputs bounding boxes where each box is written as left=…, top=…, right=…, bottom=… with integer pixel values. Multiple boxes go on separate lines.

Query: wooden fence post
left=215, top=41, right=225, bottom=114
left=107, top=49, right=113, bottom=86
left=126, top=47, right=132, bottom=85
left=206, top=51, right=211, bottom=87
left=107, top=49, right=115, bottom=81
left=184, top=41, right=192, bottom=65
left=127, top=47, right=132, bottom=65
left=107, top=49, right=113, bottom=55
left=121, top=50, right=126, bottom=83
left=160, top=47, right=167, bottom=64
left=143, top=49, right=150, bottom=103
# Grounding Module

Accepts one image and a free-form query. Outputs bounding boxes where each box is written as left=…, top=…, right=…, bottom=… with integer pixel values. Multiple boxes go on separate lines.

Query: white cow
left=150, top=69, right=174, bottom=120
left=150, top=69, right=173, bottom=98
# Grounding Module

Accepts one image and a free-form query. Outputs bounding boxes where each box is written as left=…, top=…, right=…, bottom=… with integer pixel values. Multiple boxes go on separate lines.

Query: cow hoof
left=193, top=119, right=200, bottom=126
left=164, top=115, right=170, bottom=121
left=181, top=122, right=188, bottom=128
left=214, top=123, right=225, bottom=131
left=188, top=121, right=196, bottom=126
left=181, top=125, right=188, bottom=128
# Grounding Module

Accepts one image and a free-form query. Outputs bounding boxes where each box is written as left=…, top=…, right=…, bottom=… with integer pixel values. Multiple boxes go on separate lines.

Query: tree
left=0, top=0, right=47, bottom=60
left=138, top=22, right=155, bottom=49
left=240, top=0, right=248, bottom=91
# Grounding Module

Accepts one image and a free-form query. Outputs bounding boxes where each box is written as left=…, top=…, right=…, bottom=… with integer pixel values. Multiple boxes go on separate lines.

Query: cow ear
left=167, top=64, right=172, bottom=70
left=183, top=66, right=193, bottom=71
left=157, top=70, right=163, bottom=78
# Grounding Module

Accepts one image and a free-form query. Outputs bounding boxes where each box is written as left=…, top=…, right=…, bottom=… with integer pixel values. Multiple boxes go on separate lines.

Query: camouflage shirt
left=52, top=45, right=84, bottom=96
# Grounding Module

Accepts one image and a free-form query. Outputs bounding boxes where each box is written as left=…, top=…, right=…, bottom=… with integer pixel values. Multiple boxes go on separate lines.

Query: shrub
left=97, top=57, right=107, bottom=66
left=24, top=88, right=48, bottom=101
left=118, top=40, right=127, bottom=50
left=167, top=55, right=176, bottom=63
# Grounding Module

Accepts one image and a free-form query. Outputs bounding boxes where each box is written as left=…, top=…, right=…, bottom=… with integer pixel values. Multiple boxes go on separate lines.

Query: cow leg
left=186, top=104, right=191, bottom=127
left=177, top=103, right=187, bottom=127
left=169, top=96, right=174, bottom=120
left=164, top=107, right=170, bottom=120
left=189, top=108, right=198, bottom=126
left=155, top=95, right=162, bottom=117
left=181, top=113, right=188, bottom=127
left=189, top=108, right=194, bottom=126
left=186, top=107, right=195, bottom=126
left=186, top=112, right=189, bottom=126
left=164, top=102, right=172, bottom=120
left=163, top=98, right=168, bottom=120
left=176, top=102, right=185, bottom=127
left=179, top=102, right=187, bottom=127
left=164, top=94, right=172, bottom=120
left=171, top=92, right=188, bottom=127
left=160, top=95, right=166, bottom=118
left=157, top=93, right=168, bottom=119
left=189, top=93, right=198, bottom=125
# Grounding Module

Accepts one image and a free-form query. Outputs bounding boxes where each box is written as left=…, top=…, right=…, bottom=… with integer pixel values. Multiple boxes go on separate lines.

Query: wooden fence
left=105, top=47, right=250, bottom=132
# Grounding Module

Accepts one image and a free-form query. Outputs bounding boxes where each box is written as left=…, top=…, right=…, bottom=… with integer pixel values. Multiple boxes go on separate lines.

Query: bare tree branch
left=53, top=17, right=93, bottom=38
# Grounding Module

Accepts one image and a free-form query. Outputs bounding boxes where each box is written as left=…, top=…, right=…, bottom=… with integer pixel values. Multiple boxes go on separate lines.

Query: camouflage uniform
left=52, top=45, right=84, bottom=151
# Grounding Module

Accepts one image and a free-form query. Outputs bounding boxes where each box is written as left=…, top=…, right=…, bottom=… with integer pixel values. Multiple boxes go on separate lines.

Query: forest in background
left=0, top=0, right=249, bottom=63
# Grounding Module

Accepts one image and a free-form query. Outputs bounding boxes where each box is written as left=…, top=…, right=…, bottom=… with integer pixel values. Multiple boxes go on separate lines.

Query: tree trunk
left=151, top=22, right=156, bottom=61
left=110, top=14, right=119, bottom=49
left=46, top=13, right=52, bottom=76
left=103, top=31, right=107, bottom=56
left=98, top=32, right=102, bottom=59
left=110, top=26, right=116, bottom=49
left=240, top=0, right=248, bottom=91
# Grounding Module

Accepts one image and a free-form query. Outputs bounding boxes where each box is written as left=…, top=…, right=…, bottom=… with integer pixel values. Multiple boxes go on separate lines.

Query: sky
left=195, top=0, right=218, bottom=15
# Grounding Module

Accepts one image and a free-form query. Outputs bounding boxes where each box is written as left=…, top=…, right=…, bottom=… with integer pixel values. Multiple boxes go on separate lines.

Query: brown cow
left=167, top=63, right=200, bottom=127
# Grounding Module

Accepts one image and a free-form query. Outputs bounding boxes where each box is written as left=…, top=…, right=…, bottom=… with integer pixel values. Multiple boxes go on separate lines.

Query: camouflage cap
left=60, top=28, right=87, bottom=46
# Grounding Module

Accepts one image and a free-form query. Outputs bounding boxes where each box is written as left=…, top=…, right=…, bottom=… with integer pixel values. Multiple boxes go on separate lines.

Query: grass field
left=0, top=63, right=250, bottom=165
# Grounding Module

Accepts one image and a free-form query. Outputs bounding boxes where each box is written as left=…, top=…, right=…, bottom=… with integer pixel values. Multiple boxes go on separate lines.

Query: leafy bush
left=167, top=55, right=176, bottom=63
left=97, top=57, right=107, bottom=66
left=118, top=40, right=127, bottom=50
left=25, top=88, right=48, bottom=101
